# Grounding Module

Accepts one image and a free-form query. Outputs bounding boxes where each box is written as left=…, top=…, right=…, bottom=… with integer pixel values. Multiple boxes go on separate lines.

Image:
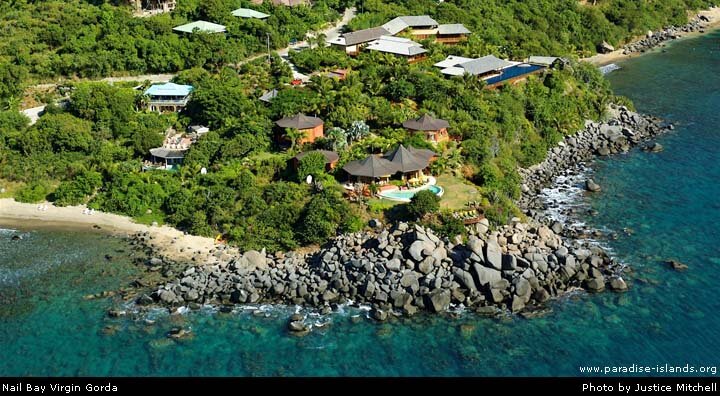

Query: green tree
left=15, top=181, right=50, bottom=203
left=53, top=170, right=103, bottom=206
left=33, top=113, right=94, bottom=153
left=297, top=151, right=327, bottom=181
left=299, top=189, right=349, bottom=245
left=69, top=82, right=136, bottom=138
left=407, top=189, right=440, bottom=219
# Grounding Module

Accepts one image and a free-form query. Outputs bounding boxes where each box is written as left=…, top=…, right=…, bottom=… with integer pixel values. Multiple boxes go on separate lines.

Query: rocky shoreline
left=618, top=11, right=716, bottom=56
left=519, top=105, right=673, bottom=227
left=132, top=219, right=624, bottom=323
left=123, top=106, right=672, bottom=325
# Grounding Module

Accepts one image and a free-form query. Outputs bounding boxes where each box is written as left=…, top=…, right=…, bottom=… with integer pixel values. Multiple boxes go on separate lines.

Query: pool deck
left=378, top=177, right=444, bottom=202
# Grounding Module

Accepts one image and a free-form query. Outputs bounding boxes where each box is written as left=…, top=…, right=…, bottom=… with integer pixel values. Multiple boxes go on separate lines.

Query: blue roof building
left=144, top=83, right=194, bottom=113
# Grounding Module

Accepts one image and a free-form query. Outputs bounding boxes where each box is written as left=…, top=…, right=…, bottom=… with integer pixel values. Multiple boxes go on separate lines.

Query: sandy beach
left=585, top=7, right=720, bottom=66
left=0, top=198, right=227, bottom=263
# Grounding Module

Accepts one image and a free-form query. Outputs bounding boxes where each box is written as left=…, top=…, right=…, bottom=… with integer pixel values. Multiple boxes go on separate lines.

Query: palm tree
left=179, top=163, right=202, bottom=185
left=135, top=93, right=150, bottom=112
left=285, top=127, right=305, bottom=151
left=462, top=72, right=484, bottom=92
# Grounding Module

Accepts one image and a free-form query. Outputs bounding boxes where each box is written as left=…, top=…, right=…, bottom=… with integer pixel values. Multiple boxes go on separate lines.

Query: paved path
left=237, top=6, right=356, bottom=74
left=21, top=105, right=46, bottom=125
left=21, top=99, right=69, bottom=125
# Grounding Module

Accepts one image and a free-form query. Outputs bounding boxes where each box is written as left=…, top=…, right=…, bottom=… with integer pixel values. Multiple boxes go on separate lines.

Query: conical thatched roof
left=383, top=144, right=430, bottom=172
left=275, top=113, right=323, bottom=129
left=402, top=114, right=450, bottom=131
left=343, top=155, right=400, bottom=178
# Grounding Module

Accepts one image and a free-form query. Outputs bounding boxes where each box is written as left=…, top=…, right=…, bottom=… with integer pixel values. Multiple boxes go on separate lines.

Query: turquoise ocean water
left=1, top=31, right=720, bottom=376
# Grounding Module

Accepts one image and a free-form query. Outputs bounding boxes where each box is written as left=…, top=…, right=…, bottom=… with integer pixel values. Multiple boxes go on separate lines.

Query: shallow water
left=2, top=31, right=720, bottom=377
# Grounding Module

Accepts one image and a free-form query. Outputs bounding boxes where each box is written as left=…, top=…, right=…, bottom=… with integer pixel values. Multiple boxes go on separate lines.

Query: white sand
left=584, top=7, right=720, bottom=66
left=0, top=198, right=226, bottom=263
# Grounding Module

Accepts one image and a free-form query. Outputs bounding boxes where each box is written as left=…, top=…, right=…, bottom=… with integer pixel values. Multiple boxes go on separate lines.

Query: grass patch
left=0, top=180, right=24, bottom=199
left=436, top=173, right=481, bottom=210
left=133, top=212, right=165, bottom=226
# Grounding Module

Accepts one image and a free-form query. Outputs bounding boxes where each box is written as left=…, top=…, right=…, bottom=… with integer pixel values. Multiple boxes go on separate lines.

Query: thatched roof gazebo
left=275, top=113, right=323, bottom=129
left=383, top=144, right=430, bottom=173
left=343, top=155, right=400, bottom=180
left=402, top=114, right=451, bottom=144
left=275, top=113, right=325, bottom=145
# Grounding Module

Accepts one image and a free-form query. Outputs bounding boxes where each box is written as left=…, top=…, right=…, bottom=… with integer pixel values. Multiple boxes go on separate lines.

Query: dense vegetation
left=0, top=0, right=712, bottom=251
left=349, top=0, right=715, bottom=59
left=0, top=0, right=354, bottom=107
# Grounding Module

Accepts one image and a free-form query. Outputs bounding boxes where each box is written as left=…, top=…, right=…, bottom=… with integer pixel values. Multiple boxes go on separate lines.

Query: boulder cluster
left=620, top=14, right=713, bottom=55
left=142, top=219, right=626, bottom=319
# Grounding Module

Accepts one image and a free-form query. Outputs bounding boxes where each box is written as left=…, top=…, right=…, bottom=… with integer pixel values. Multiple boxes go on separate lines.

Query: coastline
left=518, top=106, right=672, bottom=238
left=585, top=7, right=720, bottom=66
left=0, top=198, right=225, bottom=263
left=0, top=12, right=702, bottom=322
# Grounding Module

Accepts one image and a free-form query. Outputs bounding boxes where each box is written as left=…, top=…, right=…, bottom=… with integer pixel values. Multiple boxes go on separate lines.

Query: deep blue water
left=1, top=31, right=720, bottom=376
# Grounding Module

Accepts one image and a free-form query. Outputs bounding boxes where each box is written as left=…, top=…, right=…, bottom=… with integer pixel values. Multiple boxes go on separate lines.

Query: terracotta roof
left=275, top=113, right=323, bottom=129
left=403, top=114, right=450, bottom=131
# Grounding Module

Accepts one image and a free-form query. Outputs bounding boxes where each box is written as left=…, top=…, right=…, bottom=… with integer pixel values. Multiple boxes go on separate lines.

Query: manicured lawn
left=436, top=173, right=480, bottom=210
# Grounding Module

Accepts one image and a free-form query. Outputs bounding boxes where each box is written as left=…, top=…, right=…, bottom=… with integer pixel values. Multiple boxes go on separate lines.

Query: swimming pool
left=379, top=184, right=444, bottom=203
left=484, top=64, right=544, bottom=86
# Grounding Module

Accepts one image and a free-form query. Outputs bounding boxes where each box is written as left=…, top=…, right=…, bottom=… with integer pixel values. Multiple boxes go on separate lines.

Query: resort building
left=343, top=145, right=436, bottom=183
left=343, top=145, right=439, bottom=199
left=173, top=21, right=227, bottom=34
left=231, top=8, right=270, bottom=19
left=436, top=24, right=472, bottom=44
left=275, top=113, right=324, bottom=145
left=146, top=133, right=193, bottom=170
left=403, top=114, right=451, bottom=144
left=131, top=0, right=176, bottom=15
left=292, top=150, right=339, bottom=171
left=342, top=155, right=400, bottom=185
left=382, top=15, right=439, bottom=38
left=365, top=36, right=427, bottom=63
left=435, top=55, right=546, bottom=89
left=144, top=83, right=193, bottom=113
left=148, top=147, right=187, bottom=170
left=327, top=27, right=391, bottom=55
left=327, top=15, right=470, bottom=54
left=383, top=144, right=436, bottom=180
left=435, top=55, right=514, bottom=77
left=343, top=145, right=444, bottom=202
